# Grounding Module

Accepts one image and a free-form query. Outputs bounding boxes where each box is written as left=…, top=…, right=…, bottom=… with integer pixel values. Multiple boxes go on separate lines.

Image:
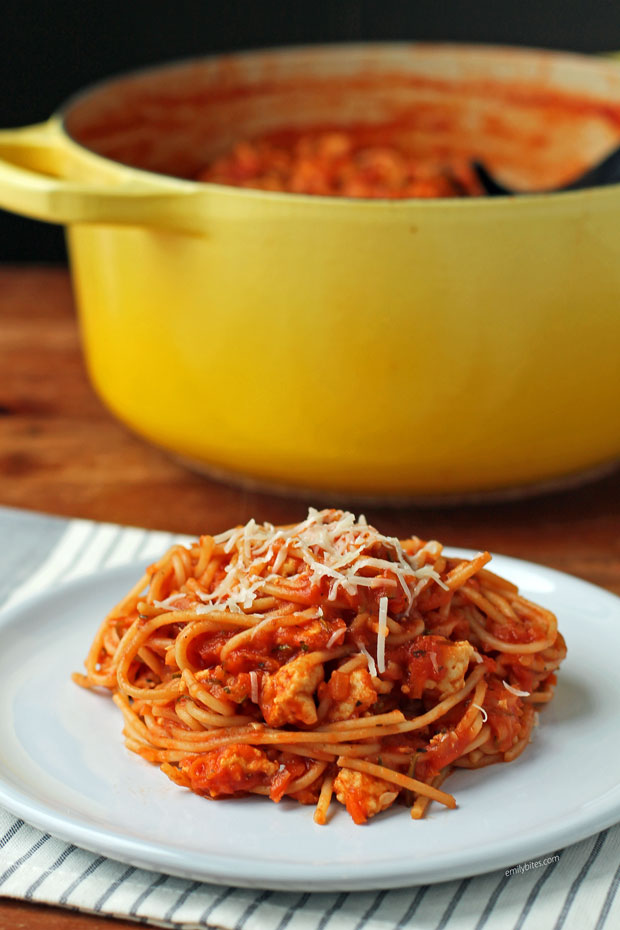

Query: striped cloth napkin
left=0, top=505, right=618, bottom=930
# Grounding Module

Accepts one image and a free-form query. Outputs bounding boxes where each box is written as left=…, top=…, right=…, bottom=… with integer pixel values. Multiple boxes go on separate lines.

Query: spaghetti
left=74, top=509, right=565, bottom=825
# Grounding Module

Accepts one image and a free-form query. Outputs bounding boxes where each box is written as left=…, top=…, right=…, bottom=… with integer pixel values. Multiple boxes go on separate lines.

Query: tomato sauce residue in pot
left=64, top=51, right=620, bottom=193
left=197, top=128, right=485, bottom=198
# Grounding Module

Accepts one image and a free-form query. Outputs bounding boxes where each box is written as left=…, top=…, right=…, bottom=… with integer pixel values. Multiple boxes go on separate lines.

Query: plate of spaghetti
left=0, top=509, right=619, bottom=890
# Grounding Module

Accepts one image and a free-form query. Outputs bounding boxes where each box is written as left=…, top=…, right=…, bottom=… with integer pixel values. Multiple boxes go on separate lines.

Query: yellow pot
left=1, top=43, right=619, bottom=500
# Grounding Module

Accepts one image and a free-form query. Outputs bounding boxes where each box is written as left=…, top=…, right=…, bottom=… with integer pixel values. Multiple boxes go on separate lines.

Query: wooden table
left=0, top=264, right=618, bottom=929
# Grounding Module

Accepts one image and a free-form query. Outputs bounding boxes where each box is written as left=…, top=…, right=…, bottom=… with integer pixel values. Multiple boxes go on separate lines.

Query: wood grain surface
left=0, top=264, right=618, bottom=928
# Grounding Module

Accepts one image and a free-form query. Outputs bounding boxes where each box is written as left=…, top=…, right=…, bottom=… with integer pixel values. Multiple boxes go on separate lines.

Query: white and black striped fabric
left=0, top=505, right=618, bottom=930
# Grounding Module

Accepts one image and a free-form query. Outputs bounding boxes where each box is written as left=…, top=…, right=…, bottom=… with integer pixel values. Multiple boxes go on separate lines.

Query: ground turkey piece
left=272, top=617, right=346, bottom=650
left=325, top=667, right=378, bottom=722
left=334, top=768, right=399, bottom=824
left=180, top=744, right=279, bottom=797
left=432, top=639, right=474, bottom=697
left=403, top=636, right=474, bottom=700
left=260, top=653, right=323, bottom=727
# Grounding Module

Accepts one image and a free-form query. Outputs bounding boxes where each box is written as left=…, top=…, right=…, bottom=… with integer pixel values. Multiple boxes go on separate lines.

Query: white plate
left=0, top=552, right=618, bottom=891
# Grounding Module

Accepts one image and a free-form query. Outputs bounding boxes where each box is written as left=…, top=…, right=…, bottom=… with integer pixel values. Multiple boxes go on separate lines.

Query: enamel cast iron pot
left=0, top=44, right=619, bottom=501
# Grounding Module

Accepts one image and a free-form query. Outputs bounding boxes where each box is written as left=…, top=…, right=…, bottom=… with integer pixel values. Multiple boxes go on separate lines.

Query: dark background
left=2, top=0, right=619, bottom=261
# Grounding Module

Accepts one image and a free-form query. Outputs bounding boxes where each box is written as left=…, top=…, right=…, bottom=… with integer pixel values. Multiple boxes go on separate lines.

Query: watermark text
left=505, top=855, right=559, bottom=877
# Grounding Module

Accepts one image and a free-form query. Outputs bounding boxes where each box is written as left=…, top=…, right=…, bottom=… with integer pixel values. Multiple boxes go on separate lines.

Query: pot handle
left=0, top=121, right=204, bottom=235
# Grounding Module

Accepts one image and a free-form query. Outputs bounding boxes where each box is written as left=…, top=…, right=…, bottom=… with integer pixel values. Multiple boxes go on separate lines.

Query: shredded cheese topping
left=326, top=628, right=346, bottom=649
left=377, top=596, right=388, bottom=674
left=204, top=508, right=443, bottom=617
left=358, top=642, right=378, bottom=678
left=502, top=680, right=530, bottom=698
left=249, top=670, right=259, bottom=704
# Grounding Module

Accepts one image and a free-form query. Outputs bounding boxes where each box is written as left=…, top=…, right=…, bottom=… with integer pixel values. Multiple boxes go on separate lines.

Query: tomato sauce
left=402, top=635, right=451, bottom=699
left=182, top=744, right=277, bottom=797
left=197, top=128, right=485, bottom=198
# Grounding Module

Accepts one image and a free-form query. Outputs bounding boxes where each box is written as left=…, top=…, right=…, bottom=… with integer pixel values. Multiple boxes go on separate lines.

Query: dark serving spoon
left=472, top=145, right=620, bottom=195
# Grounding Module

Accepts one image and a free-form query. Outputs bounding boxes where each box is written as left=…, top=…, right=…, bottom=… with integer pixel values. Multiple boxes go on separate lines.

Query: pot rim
left=57, top=40, right=620, bottom=208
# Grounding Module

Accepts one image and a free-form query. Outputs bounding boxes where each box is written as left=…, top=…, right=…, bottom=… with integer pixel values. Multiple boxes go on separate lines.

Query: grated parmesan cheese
left=193, top=509, right=448, bottom=631
left=502, top=680, right=530, bottom=698
left=249, top=670, right=259, bottom=704
left=358, top=642, right=378, bottom=678
left=326, top=628, right=346, bottom=649
left=377, top=596, right=388, bottom=674
left=152, top=595, right=186, bottom=609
